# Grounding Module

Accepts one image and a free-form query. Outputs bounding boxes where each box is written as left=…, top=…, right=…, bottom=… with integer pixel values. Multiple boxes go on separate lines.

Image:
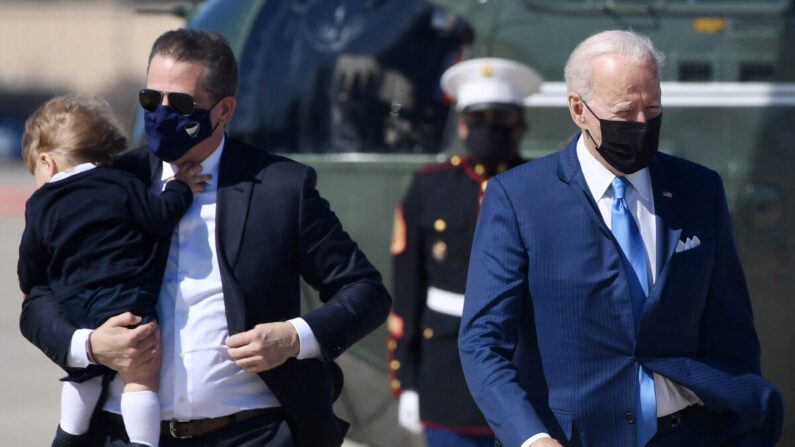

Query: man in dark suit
left=387, top=58, right=541, bottom=446
left=458, top=30, right=783, bottom=447
left=20, top=29, right=390, bottom=447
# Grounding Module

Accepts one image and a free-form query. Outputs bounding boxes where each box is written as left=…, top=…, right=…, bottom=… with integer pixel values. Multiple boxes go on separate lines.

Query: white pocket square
left=675, top=235, right=701, bottom=253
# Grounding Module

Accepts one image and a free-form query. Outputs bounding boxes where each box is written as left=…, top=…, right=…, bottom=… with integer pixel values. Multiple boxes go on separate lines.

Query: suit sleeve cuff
left=522, top=433, right=551, bottom=447
left=68, top=329, right=93, bottom=368
left=287, top=318, right=321, bottom=359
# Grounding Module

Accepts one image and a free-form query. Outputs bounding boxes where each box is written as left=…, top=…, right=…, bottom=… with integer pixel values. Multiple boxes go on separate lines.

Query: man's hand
left=398, top=390, right=423, bottom=434
left=172, top=163, right=211, bottom=194
left=531, top=439, right=564, bottom=447
left=226, top=322, right=300, bottom=374
left=91, top=312, right=159, bottom=374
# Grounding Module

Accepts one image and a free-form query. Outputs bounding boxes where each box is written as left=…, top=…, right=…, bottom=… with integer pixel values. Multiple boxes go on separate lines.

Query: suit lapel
left=641, top=154, right=682, bottom=324
left=556, top=134, right=611, bottom=237
left=147, top=151, right=162, bottom=185
left=216, top=138, right=256, bottom=271
left=557, top=135, right=636, bottom=338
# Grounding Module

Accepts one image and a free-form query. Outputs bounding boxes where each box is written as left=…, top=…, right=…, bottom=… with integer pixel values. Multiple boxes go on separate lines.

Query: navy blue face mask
left=144, top=104, right=220, bottom=162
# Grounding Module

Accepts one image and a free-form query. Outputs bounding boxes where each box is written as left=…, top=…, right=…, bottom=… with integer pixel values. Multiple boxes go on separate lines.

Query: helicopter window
left=679, top=62, right=713, bottom=82
left=740, top=63, right=775, bottom=82
left=230, top=0, right=472, bottom=154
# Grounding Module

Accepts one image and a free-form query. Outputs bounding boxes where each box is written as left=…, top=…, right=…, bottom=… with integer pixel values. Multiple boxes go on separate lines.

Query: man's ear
left=568, top=93, right=587, bottom=130
left=457, top=117, right=468, bottom=140
left=217, top=96, right=237, bottom=127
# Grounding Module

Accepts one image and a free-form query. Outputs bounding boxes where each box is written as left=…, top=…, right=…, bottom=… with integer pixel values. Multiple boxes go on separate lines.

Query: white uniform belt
left=426, top=287, right=465, bottom=317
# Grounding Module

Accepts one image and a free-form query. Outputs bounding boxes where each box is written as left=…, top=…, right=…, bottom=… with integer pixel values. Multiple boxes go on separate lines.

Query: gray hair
left=564, top=30, right=665, bottom=100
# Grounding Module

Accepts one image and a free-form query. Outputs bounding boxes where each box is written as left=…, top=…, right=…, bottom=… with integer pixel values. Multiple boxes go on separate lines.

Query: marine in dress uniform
left=387, top=58, right=543, bottom=447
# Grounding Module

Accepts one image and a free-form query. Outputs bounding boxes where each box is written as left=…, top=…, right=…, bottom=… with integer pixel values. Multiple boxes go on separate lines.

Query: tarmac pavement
left=0, top=162, right=61, bottom=445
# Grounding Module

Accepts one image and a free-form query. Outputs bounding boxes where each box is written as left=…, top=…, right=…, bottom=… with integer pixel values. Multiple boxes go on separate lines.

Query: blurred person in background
left=387, top=58, right=542, bottom=447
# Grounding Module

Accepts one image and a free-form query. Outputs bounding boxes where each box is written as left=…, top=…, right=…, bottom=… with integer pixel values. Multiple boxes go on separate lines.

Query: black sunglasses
left=139, top=89, right=197, bottom=116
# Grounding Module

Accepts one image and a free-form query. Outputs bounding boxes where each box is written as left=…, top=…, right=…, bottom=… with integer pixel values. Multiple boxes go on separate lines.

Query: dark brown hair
left=148, top=28, right=239, bottom=103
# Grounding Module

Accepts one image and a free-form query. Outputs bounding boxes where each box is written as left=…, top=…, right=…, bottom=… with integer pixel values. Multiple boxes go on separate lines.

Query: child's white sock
left=60, top=376, right=103, bottom=435
left=120, top=390, right=160, bottom=447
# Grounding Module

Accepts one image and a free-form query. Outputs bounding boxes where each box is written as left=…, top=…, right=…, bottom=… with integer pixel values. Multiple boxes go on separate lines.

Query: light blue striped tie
left=611, top=177, right=657, bottom=447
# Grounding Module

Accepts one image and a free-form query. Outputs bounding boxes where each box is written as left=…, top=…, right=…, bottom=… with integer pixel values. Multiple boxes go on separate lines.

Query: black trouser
left=90, top=410, right=294, bottom=447
left=646, top=406, right=717, bottom=446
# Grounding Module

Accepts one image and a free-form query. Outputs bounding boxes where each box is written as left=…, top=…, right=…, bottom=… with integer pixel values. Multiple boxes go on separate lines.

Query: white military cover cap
left=441, top=57, right=543, bottom=110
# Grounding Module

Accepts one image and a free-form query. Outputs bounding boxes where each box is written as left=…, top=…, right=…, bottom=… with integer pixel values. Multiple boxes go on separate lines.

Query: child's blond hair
left=21, top=94, right=127, bottom=173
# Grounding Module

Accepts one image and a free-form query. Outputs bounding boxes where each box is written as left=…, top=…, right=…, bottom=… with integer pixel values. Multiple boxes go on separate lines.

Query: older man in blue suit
left=459, top=30, right=783, bottom=447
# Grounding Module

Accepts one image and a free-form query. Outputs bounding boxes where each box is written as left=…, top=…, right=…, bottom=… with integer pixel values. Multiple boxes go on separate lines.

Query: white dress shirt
left=575, top=135, right=701, bottom=418
left=68, top=136, right=321, bottom=419
left=521, top=137, right=701, bottom=447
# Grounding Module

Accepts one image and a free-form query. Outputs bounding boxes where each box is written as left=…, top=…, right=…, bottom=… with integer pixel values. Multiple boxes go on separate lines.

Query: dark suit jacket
left=459, top=135, right=783, bottom=447
left=20, top=137, right=391, bottom=447
left=18, top=167, right=192, bottom=328
left=389, top=155, right=523, bottom=432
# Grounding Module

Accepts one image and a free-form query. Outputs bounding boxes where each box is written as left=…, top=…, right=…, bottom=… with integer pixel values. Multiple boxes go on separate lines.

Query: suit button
left=624, top=412, right=636, bottom=424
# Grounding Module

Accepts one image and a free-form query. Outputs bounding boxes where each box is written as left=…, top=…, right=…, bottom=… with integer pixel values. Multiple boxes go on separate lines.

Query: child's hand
left=172, top=163, right=212, bottom=194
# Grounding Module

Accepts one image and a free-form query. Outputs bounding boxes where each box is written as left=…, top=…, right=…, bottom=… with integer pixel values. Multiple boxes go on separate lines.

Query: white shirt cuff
left=522, top=433, right=551, bottom=447
left=68, top=329, right=94, bottom=368
left=287, top=318, right=321, bottom=359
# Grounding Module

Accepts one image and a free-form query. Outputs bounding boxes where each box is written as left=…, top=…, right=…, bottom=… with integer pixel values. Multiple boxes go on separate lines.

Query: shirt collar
left=575, top=134, right=652, bottom=203
left=50, top=162, right=96, bottom=183
left=161, top=135, right=225, bottom=185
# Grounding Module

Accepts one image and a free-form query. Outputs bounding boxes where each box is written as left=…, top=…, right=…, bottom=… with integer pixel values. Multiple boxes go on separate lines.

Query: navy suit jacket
left=459, top=135, right=783, bottom=447
left=20, top=137, right=391, bottom=447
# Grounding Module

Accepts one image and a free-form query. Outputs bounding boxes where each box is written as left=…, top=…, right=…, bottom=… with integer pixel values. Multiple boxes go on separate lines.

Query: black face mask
left=581, top=97, right=662, bottom=174
left=465, top=123, right=520, bottom=164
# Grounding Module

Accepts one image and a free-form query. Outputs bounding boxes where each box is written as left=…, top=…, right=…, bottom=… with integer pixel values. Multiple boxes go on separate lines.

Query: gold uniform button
left=475, top=164, right=485, bottom=176
left=434, top=219, right=446, bottom=232
left=431, top=240, right=448, bottom=262
left=423, top=328, right=434, bottom=339
left=481, top=180, right=488, bottom=191
left=387, top=340, right=397, bottom=350
left=390, top=360, right=401, bottom=370
left=450, top=155, right=461, bottom=166
left=391, top=379, right=401, bottom=390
